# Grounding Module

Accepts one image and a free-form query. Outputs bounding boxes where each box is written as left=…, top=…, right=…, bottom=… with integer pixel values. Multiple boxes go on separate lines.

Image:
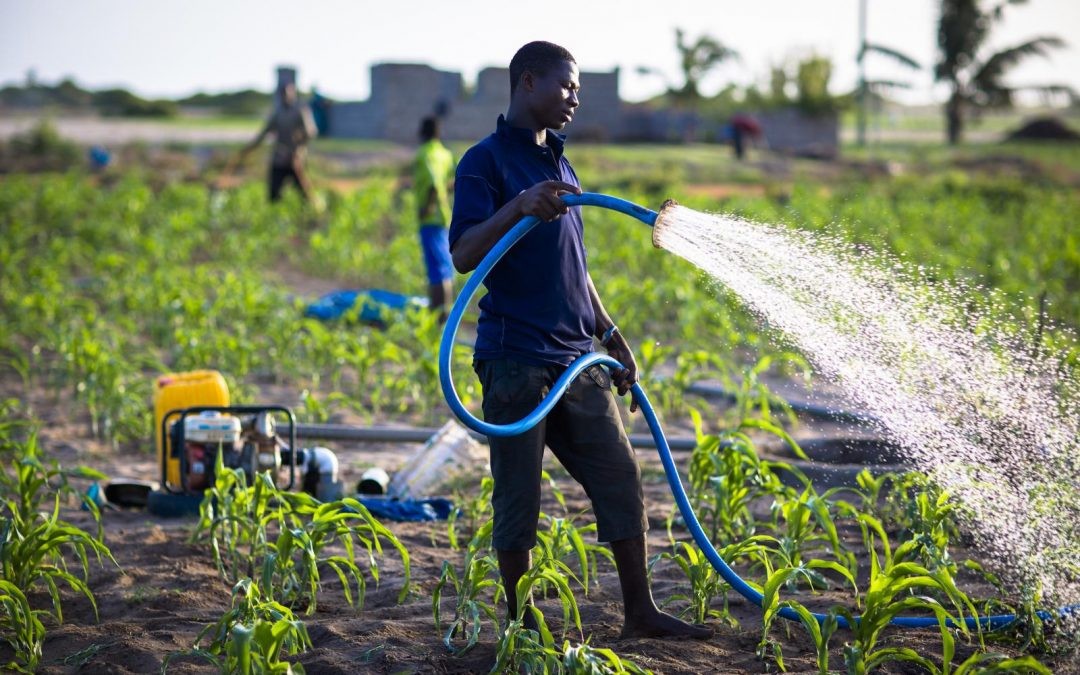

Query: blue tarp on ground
left=356, top=497, right=455, bottom=522
left=304, top=289, right=428, bottom=323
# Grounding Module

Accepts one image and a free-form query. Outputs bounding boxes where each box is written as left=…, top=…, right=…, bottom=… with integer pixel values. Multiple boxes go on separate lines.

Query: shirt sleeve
left=448, top=145, right=500, bottom=250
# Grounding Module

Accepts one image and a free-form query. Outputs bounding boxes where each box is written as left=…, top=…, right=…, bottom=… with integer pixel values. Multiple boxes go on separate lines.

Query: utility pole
left=856, top=0, right=868, bottom=147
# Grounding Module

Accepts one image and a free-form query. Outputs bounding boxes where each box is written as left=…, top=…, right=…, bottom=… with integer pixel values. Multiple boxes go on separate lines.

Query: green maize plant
left=533, top=515, right=614, bottom=596
left=680, top=424, right=786, bottom=544
left=559, top=640, right=652, bottom=674
left=766, top=598, right=839, bottom=675
left=192, top=456, right=287, bottom=582
left=756, top=565, right=848, bottom=672
left=164, top=577, right=312, bottom=674
left=951, top=651, right=1051, bottom=674
left=836, top=557, right=980, bottom=675
left=766, top=487, right=858, bottom=584
left=0, top=579, right=46, bottom=673
left=0, top=435, right=117, bottom=639
left=852, top=469, right=900, bottom=520
left=512, top=554, right=585, bottom=644
left=726, top=353, right=807, bottom=430
left=254, top=496, right=412, bottom=614
left=889, top=478, right=961, bottom=575
left=491, top=615, right=562, bottom=674
left=963, top=563, right=1051, bottom=654
left=0, top=398, right=32, bottom=452
left=193, top=453, right=410, bottom=613
left=650, top=541, right=735, bottom=626
left=493, top=619, right=653, bottom=675
left=432, top=522, right=502, bottom=654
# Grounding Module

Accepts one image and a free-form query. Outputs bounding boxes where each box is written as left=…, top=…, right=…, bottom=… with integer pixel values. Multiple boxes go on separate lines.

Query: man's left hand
left=604, top=336, right=639, bottom=413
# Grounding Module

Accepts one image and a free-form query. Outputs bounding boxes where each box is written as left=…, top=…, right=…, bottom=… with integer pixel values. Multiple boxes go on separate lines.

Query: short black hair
left=509, top=41, right=576, bottom=95
left=419, top=116, right=439, bottom=141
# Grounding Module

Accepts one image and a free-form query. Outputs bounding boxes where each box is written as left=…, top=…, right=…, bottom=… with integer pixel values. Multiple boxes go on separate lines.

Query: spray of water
left=654, top=203, right=1080, bottom=614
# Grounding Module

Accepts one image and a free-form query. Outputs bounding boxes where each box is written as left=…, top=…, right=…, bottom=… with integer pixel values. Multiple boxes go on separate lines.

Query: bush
left=0, top=120, right=81, bottom=172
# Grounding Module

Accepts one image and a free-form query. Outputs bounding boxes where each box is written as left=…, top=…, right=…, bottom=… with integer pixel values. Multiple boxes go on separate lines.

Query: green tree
left=796, top=55, right=834, bottom=113
left=936, top=0, right=1069, bottom=144
left=673, top=28, right=740, bottom=102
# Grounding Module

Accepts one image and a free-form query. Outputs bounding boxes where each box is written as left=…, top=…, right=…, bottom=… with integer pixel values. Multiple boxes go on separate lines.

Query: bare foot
left=620, top=610, right=713, bottom=640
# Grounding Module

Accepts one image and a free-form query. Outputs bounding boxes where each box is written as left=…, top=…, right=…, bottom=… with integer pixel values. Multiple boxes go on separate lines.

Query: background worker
left=239, top=82, right=317, bottom=202
left=449, top=40, right=712, bottom=640
left=412, top=116, right=456, bottom=319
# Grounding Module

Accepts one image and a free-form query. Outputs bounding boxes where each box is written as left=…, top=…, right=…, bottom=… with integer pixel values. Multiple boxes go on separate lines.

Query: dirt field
left=5, top=370, right=1059, bottom=675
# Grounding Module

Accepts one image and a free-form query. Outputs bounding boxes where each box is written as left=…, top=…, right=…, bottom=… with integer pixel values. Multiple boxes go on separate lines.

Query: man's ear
left=519, top=70, right=535, bottom=93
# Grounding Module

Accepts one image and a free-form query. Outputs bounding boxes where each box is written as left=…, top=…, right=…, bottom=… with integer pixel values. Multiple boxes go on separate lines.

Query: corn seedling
left=494, top=618, right=653, bottom=675
left=681, top=424, right=790, bottom=543
left=513, top=553, right=585, bottom=644
left=0, top=434, right=117, bottom=631
left=559, top=640, right=652, bottom=674
left=650, top=541, right=735, bottom=626
left=164, top=577, right=312, bottom=674
left=964, top=564, right=1051, bottom=654
left=193, top=452, right=410, bottom=613
left=533, top=514, right=614, bottom=595
left=0, top=579, right=46, bottom=673
left=836, top=557, right=980, bottom=675
left=757, top=565, right=847, bottom=671
left=952, top=651, right=1051, bottom=674
left=491, top=615, right=562, bottom=674
left=766, top=487, right=858, bottom=584
left=432, top=522, right=502, bottom=654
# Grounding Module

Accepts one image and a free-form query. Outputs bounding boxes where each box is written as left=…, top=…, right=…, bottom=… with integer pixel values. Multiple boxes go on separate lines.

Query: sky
left=2, top=0, right=1078, bottom=106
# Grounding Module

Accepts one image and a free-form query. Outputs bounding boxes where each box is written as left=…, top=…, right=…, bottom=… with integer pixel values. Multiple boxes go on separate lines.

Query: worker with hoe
left=240, top=81, right=317, bottom=203
left=412, top=115, right=456, bottom=320
left=449, top=41, right=712, bottom=640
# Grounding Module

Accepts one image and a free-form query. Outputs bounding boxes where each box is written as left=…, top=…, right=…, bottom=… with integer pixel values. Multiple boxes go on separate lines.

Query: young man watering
left=449, top=41, right=711, bottom=640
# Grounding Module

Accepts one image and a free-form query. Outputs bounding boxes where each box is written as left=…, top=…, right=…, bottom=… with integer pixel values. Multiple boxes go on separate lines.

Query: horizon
left=2, top=0, right=1078, bottom=107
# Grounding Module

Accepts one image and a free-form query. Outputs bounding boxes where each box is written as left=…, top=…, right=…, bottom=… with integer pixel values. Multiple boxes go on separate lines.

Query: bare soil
left=4, top=371, right=1067, bottom=675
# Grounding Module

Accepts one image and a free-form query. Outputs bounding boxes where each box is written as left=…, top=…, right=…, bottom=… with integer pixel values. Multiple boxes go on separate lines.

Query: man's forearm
left=450, top=197, right=525, bottom=273
left=587, top=274, right=615, bottom=338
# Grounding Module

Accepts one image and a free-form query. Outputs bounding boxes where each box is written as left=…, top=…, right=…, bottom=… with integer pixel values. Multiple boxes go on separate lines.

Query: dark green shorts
left=475, top=358, right=647, bottom=551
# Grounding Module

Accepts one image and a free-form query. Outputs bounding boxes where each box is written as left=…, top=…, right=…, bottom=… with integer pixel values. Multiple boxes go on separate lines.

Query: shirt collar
left=496, top=114, right=566, bottom=160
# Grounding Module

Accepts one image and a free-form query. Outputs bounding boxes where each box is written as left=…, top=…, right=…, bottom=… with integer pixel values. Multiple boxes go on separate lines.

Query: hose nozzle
left=652, top=199, right=681, bottom=249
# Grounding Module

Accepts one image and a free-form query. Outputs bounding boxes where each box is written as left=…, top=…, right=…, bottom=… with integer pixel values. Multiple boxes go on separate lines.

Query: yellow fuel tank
left=154, top=370, right=229, bottom=489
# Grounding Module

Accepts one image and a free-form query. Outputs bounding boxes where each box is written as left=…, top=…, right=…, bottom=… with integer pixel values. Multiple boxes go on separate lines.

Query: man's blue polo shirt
left=449, top=115, right=594, bottom=367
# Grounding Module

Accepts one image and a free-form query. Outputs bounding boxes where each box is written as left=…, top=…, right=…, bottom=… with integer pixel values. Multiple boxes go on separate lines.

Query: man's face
left=528, top=60, right=580, bottom=130
left=280, top=84, right=297, bottom=106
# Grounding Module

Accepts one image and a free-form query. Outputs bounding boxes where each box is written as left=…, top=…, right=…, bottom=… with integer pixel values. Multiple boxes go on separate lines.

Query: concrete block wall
left=325, top=62, right=622, bottom=143
left=316, top=63, right=838, bottom=153
left=758, top=108, right=839, bottom=158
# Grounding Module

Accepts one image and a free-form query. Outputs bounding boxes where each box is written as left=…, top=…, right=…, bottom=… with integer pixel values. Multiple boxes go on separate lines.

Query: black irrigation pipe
left=295, top=384, right=874, bottom=452
left=295, top=422, right=702, bottom=451
left=685, top=382, right=878, bottom=426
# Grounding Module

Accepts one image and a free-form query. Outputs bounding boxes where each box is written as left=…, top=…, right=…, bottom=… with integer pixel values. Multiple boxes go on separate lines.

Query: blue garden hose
left=438, top=192, right=1052, bottom=632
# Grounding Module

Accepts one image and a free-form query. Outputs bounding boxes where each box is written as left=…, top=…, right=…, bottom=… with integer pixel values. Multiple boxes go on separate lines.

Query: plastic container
left=387, top=420, right=485, bottom=499
left=154, top=370, right=229, bottom=489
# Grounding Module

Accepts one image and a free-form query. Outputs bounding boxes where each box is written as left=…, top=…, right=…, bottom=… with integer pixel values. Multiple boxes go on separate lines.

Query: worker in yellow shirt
left=413, top=116, right=456, bottom=320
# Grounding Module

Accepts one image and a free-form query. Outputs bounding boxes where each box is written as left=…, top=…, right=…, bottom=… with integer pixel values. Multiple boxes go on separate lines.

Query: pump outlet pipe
left=438, top=191, right=1062, bottom=632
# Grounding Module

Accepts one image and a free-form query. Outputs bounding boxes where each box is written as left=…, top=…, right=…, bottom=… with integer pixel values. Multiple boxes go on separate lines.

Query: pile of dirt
left=1006, top=116, right=1080, bottom=142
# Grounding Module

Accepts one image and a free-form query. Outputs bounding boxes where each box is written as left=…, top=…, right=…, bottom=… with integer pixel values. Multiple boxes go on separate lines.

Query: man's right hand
left=517, top=180, right=581, bottom=221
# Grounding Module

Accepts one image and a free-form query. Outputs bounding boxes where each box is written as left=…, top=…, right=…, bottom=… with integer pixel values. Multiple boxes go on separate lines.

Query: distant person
left=240, top=82, right=316, bottom=202
left=727, top=113, right=763, bottom=160
left=412, top=116, right=456, bottom=320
